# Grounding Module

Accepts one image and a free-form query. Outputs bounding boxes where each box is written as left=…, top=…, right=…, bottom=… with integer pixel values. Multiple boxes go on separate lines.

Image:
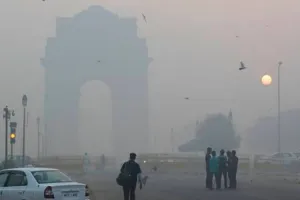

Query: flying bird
left=184, top=97, right=189, bottom=100
left=239, top=61, right=246, bottom=70
left=142, top=14, right=147, bottom=23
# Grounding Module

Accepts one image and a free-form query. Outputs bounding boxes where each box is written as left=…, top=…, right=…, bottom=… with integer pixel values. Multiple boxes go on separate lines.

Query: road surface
left=70, top=170, right=300, bottom=200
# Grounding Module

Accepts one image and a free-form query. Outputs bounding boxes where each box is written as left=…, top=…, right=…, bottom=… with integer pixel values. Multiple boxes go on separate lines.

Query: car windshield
left=31, top=170, right=72, bottom=184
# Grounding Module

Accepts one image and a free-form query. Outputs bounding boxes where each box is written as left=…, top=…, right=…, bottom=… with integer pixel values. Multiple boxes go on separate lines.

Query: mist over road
left=69, top=169, right=300, bottom=200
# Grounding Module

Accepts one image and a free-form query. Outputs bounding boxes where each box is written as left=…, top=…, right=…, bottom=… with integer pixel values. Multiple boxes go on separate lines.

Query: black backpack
left=116, top=162, right=132, bottom=186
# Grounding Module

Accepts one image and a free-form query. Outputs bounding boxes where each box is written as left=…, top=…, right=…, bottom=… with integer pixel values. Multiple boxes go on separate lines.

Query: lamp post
left=37, top=117, right=40, bottom=160
left=3, top=106, right=14, bottom=168
left=3, top=106, right=9, bottom=167
left=277, top=61, right=282, bottom=153
left=22, top=95, right=28, bottom=167
left=262, top=62, right=282, bottom=153
left=170, top=128, right=174, bottom=153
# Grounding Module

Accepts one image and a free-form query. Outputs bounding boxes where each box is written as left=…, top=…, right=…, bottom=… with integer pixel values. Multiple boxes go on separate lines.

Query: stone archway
left=78, top=80, right=112, bottom=156
left=41, top=6, right=151, bottom=156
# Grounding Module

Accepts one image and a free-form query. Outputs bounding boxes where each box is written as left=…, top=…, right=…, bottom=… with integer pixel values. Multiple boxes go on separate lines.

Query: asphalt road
left=70, top=170, right=300, bottom=200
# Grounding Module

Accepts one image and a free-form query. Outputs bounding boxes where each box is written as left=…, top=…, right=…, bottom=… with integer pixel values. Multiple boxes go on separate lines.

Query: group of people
left=205, top=147, right=239, bottom=190
left=117, top=149, right=239, bottom=200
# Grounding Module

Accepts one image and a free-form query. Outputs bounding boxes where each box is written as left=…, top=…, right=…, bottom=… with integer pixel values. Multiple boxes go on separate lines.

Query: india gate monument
left=41, top=6, right=151, bottom=156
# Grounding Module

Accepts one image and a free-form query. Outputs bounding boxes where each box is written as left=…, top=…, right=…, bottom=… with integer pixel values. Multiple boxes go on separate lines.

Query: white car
left=0, top=167, right=90, bottom=200
left=261, top=152, right=299, bottom=165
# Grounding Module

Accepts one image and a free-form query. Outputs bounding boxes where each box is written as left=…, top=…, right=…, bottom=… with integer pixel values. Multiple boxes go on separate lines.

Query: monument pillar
left=44, top=69, right=80, bottom=156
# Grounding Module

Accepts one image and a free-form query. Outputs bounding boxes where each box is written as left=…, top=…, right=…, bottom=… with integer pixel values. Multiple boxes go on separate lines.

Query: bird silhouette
left=184, top=97, right=189, bottom=100
left=239, top=61, right=246, bottom=70
left=142, top=14, right=147, bottom=23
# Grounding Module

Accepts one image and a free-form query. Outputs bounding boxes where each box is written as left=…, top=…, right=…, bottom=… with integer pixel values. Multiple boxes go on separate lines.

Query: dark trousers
left=123, top=183, right=136, bottom=200
left=227, top=169, right=232, bottom=187
left=230, top=169, right=237, bottom=188
left=218, top=168, right=227, bottom=188
left=208, top=172, right=219, bottom=189
left=205, top=169, right=210, bottom=188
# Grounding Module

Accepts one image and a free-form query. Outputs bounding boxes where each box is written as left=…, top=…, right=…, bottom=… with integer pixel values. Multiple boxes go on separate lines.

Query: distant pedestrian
left=83, top=152, right=90, bottom=174
left=226, top=150, right=232, bottom=188
left=120, top=153, right=143, bottom=200
left=205, top=147, right=212, bottom=188
left=152, top=166, right=157, bottom=172
left=230, top=150, right=239, bottom=189
left=101, top=154, right=105, bottom=170
left=209, top=151, right=220, bottom=189
left=218, top=149, right=227, bottom=189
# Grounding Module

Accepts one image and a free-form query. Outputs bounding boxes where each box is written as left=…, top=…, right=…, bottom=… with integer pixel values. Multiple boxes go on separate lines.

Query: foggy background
left=1, top=0, right=300, bottom=157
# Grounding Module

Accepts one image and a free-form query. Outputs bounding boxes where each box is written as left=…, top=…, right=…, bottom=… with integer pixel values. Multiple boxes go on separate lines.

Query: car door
left=4, top=171, right=28, bottom=200
left=282, top=153, right=293, bottom=165
left=0, top=172, right=10, bottom=200
left=271, top=153, right=282, bottom=164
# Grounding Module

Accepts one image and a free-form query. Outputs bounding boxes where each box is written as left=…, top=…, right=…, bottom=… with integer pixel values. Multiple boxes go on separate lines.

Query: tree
left=179, top=113, right=240, bottom=152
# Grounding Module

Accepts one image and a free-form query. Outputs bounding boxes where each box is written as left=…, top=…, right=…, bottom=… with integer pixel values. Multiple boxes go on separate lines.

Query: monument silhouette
left=41, top=6, right=151, bottom=156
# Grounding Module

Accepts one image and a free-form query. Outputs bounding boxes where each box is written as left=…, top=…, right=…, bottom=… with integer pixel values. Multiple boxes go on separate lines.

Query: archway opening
left=78, top=80, right=112, bottom=156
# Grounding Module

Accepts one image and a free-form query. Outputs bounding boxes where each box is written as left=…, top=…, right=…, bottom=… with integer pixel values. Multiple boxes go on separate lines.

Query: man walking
left=209, top=151, right=220, bottom=190
left=230, top=150, right=239, bottom=189
left=120, top=153, right=142, bottom=200
left=218, top=149, right=227, bottom=189
left=205, top=147, right=212, bottom=188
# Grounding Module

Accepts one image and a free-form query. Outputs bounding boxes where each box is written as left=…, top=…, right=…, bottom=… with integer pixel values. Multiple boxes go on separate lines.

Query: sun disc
left=261, top=74, right=272, bottom=86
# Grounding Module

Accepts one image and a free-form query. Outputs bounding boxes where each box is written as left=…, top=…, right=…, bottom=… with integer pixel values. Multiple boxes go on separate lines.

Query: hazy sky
left=1, top=0, right=300, bottom=156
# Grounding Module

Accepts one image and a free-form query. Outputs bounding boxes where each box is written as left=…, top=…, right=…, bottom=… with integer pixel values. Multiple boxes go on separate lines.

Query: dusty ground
left=65, top=168, right=300, bottom=200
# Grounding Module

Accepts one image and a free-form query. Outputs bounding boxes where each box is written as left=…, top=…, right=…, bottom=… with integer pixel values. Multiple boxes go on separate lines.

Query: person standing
left=120, top=153, right=142, bottom=200
left=101, top=154, right=105, bottom=170
left=205, top=147, right=212, bottom=188
left=209, top=151, right=220, bottom=190
left=230, top=150, right=239, bottom=189
left=83, top=152, right=90, bottom=174
left=226, top=150, right=232, bottom=188
left=218, top=149, right=227, bottom=189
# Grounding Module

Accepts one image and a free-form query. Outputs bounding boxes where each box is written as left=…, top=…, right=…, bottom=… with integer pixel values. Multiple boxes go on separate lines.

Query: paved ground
left=68, top=170, right=300, bottom=200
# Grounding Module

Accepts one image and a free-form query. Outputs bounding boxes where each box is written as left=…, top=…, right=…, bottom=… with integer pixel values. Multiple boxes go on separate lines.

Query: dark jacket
left=121, top=160, right=142, bottom=183
left=230, top=156, right=238, bottom=170
left=226, top=156, right=232, bottom=169
left=205, top=154, right=211, bottom=171
left=218, top=155, right=227, bottom=170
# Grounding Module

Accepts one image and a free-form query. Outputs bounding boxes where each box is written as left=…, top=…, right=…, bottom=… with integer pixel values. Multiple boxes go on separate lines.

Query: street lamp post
left=37, top=117, right=40, bottom=160
left=22, top=95, right=28, bottom=167
left=3, top=106, right=15, bottom=168
left=3, top=106, right=9, bottom=167
left=277, top=62, right=282, bottom=153
left=43, top=124, right=47, bottom=157
left=170, top=128, right=174, bottom=153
